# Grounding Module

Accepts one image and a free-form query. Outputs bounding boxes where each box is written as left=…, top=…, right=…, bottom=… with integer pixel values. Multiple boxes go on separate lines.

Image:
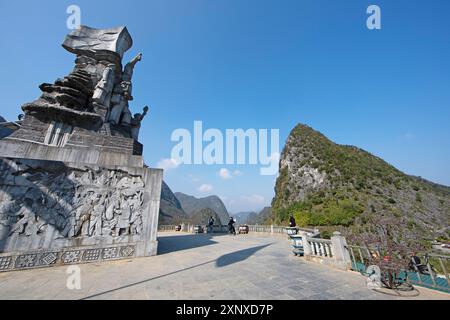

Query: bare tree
left=347, top=216, right=424, bottom=289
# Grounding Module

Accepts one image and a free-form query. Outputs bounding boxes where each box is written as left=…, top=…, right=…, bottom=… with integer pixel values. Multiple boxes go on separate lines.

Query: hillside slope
left=159, top=181, right=187, bottom=224
left=272, top=124, right=450, bottom=243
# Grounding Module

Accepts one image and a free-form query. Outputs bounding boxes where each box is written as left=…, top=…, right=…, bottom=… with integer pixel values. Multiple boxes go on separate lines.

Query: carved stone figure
left=89, top=194, right=105, bottom=237
left=108, top=79, right=134, bottom=125
left=92, top=64, right=116, bottom=108
left=130, top=106, right=149, bottom=140
left=121, top=106, right=132, bottom=126
left=109, top=97, right=128, bottom=125
left=121, top=81, right=133, bottom=101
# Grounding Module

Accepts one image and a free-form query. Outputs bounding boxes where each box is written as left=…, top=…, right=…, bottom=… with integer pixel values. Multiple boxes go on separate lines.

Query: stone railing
left=158, top=225, right=178, bottom=232
left=307, top=238, right=334, bottom=258
left=158, top=224, right=324, bottom=244
left=246, top=225, right=318, bottom=236
left=158, top=224, right=319, bottom=236
left=291, top=231, right=352, bottom=270
left=158, top=224, right=228, bottom=233
left=247, top=225, right=276, bottom=234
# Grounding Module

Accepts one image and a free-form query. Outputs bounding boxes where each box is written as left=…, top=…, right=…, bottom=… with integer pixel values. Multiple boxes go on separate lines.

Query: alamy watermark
left=66, top=266, right=82, bottom=290
left=367, top=5, right=381, bottom=30
left=66, top=5, right=81, bottom=30
left=170, top=121, right=280, bottom=176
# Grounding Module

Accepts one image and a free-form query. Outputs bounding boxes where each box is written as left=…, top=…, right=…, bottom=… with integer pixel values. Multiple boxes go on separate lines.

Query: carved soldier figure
left=89, top=194, right=105, bottom=237
left=120, top=80, right=133, bottom=101
left=120, top=105, right=132, bottom=126
left=108, top=53, right=142, bottom=126
left=0, top=200, right=17, bottom=240
left=129, top=193, right=143, bottom=235
left=92, top=64, right=116, bottom=108
left=73, top=194, right=95, bottom=237
left=105, top=193, right=120, bottom=221
left=108, top=84, right=133, bottom=126
left=130, top=106, right=149, bottom=140
left=109, top=96, right=128, bottom=125
left=116, top=192, right=132, bottom=236
left=9, top=206, right=34, bottom=236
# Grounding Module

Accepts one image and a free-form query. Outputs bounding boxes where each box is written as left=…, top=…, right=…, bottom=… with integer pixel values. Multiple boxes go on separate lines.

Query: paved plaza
left=0, top=232, right=448, bottom=300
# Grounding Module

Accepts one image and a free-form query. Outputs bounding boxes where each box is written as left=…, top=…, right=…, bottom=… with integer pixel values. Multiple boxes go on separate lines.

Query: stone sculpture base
left=0, top=157, right=162, bottom=273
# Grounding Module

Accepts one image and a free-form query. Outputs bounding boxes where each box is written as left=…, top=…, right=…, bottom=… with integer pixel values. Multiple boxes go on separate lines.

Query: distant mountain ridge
left=175, top=192, right=230, bottom=225
left=233, top=207, right=273, bottom=225
left=233, top=211, right=256, bottom=224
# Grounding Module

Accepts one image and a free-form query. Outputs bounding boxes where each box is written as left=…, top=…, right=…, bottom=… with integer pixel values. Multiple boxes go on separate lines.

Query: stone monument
left=0, top=26, right=163, bottom=272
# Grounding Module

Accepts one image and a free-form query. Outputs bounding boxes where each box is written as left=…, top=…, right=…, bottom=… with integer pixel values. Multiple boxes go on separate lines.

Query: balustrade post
left=331, top=232, right=352, bottom=270
left=325, top=244, right=331, bottom=257
left=299, top=231, right=311, bottom=256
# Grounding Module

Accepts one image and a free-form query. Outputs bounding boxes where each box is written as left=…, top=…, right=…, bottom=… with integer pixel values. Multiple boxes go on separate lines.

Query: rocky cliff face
left=254, top=207, right=273, bottom=225
left=272, top=124, right=450, bottom=243
left=159, top=181, right=187, bottom=224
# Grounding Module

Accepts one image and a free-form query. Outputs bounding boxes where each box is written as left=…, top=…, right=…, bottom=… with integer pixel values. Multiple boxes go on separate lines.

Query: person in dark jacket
left=207, top=216, right=215, bottom=234
left=228, top=217, right=236, bottom=235
left=289, top=215, right=296, bottom=228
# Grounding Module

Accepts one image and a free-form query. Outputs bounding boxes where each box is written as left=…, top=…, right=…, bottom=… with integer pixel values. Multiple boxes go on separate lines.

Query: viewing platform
left=0, top=232, right=448, bottom=300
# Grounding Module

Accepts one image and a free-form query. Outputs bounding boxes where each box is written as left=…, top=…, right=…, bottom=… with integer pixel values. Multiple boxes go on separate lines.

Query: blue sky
left=1, top=0, right=449, bottom=213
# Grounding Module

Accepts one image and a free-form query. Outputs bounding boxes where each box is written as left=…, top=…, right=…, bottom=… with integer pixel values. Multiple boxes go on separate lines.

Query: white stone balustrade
left=295, top=231, right=353, bottom=271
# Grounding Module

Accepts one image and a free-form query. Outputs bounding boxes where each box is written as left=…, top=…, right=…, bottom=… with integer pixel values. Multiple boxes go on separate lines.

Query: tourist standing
left=228, top=217, right=236, bottom=235
left=289, top=215, right=296, bottom=228
left=208, top=216, right=215, bottom=234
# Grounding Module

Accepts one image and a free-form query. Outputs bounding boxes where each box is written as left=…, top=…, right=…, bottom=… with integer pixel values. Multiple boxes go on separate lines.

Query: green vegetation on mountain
left=272, top=124, right=450, bottom=243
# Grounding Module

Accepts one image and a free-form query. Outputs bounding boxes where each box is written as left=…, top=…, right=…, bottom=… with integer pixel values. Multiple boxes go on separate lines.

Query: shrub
left=415, top=192, right=422, bottom=203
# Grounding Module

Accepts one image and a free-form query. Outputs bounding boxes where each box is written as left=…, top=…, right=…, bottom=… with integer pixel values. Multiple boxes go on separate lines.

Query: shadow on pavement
left=216, top=244, right=272, bottom=268
left=81, top=243, right=273, bottom=300
left=157, top=233, right=228, bottom=255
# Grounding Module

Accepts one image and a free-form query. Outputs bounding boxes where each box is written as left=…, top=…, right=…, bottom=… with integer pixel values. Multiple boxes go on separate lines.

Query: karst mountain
left=271, top=124, right=450, bottom=243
